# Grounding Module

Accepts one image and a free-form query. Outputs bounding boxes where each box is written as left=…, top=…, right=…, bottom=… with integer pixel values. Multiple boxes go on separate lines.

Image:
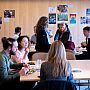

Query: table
left=75, top=47, right=87, bottom=55
left=70, top=60, right=90, bottom=80
left=20, top=60, right=90, bottom=82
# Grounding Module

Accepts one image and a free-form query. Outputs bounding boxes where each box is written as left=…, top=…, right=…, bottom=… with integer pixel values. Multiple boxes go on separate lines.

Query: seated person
left=30, top=26, right=37, bottom=44
left=40, top=41, right=72, bottom=81
left=11, top=35, right=30, bottom=64
left=54, top=22, right=74, bottom=50
left=76, top=26, right=90, bottom=59
left=0, top=37, right=28, bottom=89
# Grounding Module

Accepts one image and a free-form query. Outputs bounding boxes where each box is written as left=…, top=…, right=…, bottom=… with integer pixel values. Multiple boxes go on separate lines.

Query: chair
left=31, top=52, right=48, bottom=61
left=31, top=80, right=77, bottom=90
left=66, top=49, right=76, bottom=60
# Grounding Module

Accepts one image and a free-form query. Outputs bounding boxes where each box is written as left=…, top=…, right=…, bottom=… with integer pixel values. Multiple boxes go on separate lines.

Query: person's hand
left=19, top=68, right=26, bottom=76
left=25, top=48, right=29, bottom=55
left=81, top=42, right=87, bottom=47
left=23, top=63, right=30, bottom=68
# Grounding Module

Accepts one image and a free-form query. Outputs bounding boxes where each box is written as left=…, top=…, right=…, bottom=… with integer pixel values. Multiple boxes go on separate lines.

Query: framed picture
left=4, top=10, right=15, bottom=18
left=57, top=13, right=68, bottom=21
left=49, top=13, right=56, bottom=24
left=57, top=5, right=68, bottom=13
left=70, top=14, right=76, bottom=24
left=86, top=8, right=90, bottom=16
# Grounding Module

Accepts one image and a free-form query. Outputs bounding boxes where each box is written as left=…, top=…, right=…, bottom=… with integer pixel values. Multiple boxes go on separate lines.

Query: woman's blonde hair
left=48, top=41, right=67, bottom=77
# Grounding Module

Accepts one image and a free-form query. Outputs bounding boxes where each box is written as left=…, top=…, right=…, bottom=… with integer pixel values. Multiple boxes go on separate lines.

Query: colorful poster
left=57, top=5, right=68, bottom=13
left=86, top=8, right=90, bottom=16
left=70, top=14, right=76, bottom=24
left=57, top=13, right=68, bottom=21
left=80, top=17, right=87, bottom=24
left=4, top=10, right=15, bottom=18
left=86, top=17, right=90, bottom=24
left=49, top=13, right=56, bottom=24
left=80, top=17, right=90, bottom=24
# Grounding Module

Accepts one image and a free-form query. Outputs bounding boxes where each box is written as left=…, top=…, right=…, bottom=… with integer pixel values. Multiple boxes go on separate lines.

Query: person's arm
left=10, top=61, right=23, bottom=70
left=81, top=42, right=87, bottom=48
left=54, top=30, right=60, bottom=41
left=23, top=48, right=29, bottom=60
left=0, top=54, right=20, bottom=81
left=10, top=58, right=29, bottom=70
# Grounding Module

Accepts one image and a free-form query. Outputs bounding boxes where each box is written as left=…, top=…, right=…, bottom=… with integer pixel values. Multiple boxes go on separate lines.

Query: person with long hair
left=40, top=41, right=72, bottom=81
left=35, top=16, right=51, bottom=52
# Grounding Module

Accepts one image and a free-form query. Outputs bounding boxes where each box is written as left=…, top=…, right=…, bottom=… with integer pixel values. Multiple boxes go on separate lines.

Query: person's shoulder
left=41, top=61, right=48, bottom=67
left=13, top=34, right=19, bottom=39
left=31, top=34, right=36, bottom=38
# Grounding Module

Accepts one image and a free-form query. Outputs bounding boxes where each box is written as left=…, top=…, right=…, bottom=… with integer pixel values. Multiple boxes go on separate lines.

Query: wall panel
left=0, top=0, right=90, bottom=50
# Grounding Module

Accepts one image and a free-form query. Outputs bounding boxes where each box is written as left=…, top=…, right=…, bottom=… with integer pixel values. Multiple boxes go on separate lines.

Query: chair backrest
left=31, top=52, right=48, bottom=61
left=66, top=49, right=76, bottom=60
left=32, top=80, right=77, bottom=90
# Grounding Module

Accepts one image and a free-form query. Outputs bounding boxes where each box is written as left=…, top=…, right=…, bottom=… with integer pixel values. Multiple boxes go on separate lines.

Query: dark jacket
left=86, top=38, right=90, bottom=54
left=54, top=30, right=70, bottom=44
left=35, top=30, right=50, bottom=52
left=32, top=80, right=77, bottom=90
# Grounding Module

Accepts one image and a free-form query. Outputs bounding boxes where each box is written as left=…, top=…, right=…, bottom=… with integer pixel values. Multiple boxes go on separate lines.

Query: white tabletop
left=20, top=60, right=90, bottom=81
left=70, top=60, right=90, bottom=80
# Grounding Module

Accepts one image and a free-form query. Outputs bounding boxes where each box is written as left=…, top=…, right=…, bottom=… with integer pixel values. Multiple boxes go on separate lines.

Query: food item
left=26, top=68, right=36, bottom=74
left=28, top=62, right=35, bottom=65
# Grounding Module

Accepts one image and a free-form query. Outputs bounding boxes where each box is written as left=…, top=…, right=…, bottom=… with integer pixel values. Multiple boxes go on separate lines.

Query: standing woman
left=40, top=41, right=72, bottom=81
left=35, top=16, right=51, bottom=52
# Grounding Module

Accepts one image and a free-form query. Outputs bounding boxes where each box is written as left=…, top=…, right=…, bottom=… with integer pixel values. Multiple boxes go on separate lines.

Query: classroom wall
left=0, top=0, right=90, bottom=50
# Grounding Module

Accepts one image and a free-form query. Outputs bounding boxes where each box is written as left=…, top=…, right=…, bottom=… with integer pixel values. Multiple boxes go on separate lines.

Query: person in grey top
left=40, top=41, right=72, bottom=81
left=31, top=26, right=37, bottom=44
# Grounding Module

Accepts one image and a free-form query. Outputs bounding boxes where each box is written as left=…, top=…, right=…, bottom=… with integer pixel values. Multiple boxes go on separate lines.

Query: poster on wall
left=57, top=5, right=68, bottom=13
left=80, top=17, right=87, bottom=24
left=86, top=17, right=90, bottom=24
left=57, top=13, right=68, bottom=21
left=49, top=13, right=56, bottom=24
left=86, top=8, right=90, bottom=16
left=48, top=7, right=56, bottom=13
left=80, top=17, right=90, bottom=24
left=4, top=18, right=9, bottom=22
left=70, top=14, right=76, bottom=24
left=4, top=10, right=15, bottom=18
left=0, top=17, right=2, bottom=24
